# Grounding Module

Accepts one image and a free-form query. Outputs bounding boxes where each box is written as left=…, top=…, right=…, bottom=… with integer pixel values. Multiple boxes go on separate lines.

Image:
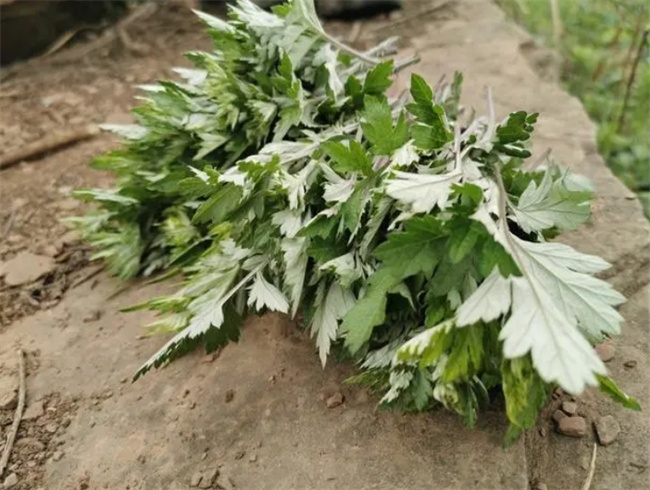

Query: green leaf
left=340, top=182, right=368, bottom=233
left=409, top=73, right=433, bottom=106
left=596, top=374, right=641, bottom=411
left=340, top=268, right=397, bottom=354
left=442, top=325, right=484, bottom=382
left=321, top=139, right=373, bottom=176
left=192, top=185, right=243, bottom=224
left=363, top=60, right=394, bottom=96
left=361, top=96, right=409, bottom=155
left=407, top=74, right=452, bottom=150
left=374, top=216, right=446, bottom=277
left=307, top=236, right=347, bottom=262
left=299, top=215, right=338, bottom=239
left=512, top=167, right=593, bottom=233
left=494, top=111, right=538, bottom=158
left=448, top=220, right=482, bottom=264
left=501, top=357, right=549, bottom=433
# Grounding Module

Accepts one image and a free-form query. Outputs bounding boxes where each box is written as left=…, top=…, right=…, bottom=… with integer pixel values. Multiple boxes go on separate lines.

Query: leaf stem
left=321, top=30, right=381, bottom=65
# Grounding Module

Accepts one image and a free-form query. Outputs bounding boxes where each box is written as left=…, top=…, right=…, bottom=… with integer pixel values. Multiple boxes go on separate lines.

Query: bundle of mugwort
left=70, top=0, right=638, bottom=442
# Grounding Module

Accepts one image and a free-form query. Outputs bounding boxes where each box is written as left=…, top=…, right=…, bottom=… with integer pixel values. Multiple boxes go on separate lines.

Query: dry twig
left=0, top=126, right=99, bottom=171
left=0, top=350, right=26, bottom=478
left=618, top=29, right=648, bottom=132
left=367, top=0, right=451, bottom=34
left=580, top=443, right=598, bottom=490
left=70, top=265, right=106, bottom=289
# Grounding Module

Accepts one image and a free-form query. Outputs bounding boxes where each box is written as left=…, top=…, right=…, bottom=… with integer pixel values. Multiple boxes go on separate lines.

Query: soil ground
left=0, top=1, right=648, bottom=489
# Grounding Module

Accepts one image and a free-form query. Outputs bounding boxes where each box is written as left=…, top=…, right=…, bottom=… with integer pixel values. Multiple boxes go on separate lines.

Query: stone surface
left=325, top=392, right=344, bottom=408
left=197, top=468, right=218, bottom=489
left=552, top=409, right=567, bottom=424
left=2, top=473, right=18, bottom=488
left=0, top=2, right=647, bottom=490
left=557, top=416, right=587, bottom=438
left=595, top=415, right=621, bottom=446
left=561, top=401, right=578, bottom=416
left=0, top=374, right=18, bottom=410
left=595, top=340, right=616, bottom=362
left=1, top=251, right=56, bottom=286
left=23, top=399, right=45, bottom=420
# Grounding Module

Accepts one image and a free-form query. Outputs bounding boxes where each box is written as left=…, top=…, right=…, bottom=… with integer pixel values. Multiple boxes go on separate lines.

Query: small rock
left=561, top=401, right=578, bottom=416
left=103, top=390, right=113, bottom=399
left=557, top=416, right=587, bottom=438
left=14, top=437, right=45, bottom=454
left=45, top=422, right=58, bottom=434
left=3, top=473, right=18, bottom=488
left=224, top=389, right=235, bottom=403
left=217, top=473, right=236, bottom=490
left=1, top=251, right=56, bottom=286
left=0, top=375, right=18, bottom=410
left=190, top=471, right=202, bottom=487
left=533, top=483, right=548, bottom=490
left=234, top=450, right=245, bottom=460
left=248, top=453, right=257, bottom=463
left=552, top=409, right=567, bottom=424
left=55, top=229, right=80, bottom=249
left=52, top=450, right=64, bottom=462
left=595, top=415, right=620, bottom=446
left=83, top=310, right=103, bottom=323
left=595, top=339, right=615, bottom=362
left=326, top=392, right=344, bottom=409
left=624, top=360, right=637, bottom=369
left=39, top=244, right=61, bottom=258
left=197, top=468, right=219, bottom=489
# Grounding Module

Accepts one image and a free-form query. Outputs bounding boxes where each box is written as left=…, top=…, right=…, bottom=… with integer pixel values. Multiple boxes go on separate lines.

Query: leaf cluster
left=72, top=0, right=638, bottom=440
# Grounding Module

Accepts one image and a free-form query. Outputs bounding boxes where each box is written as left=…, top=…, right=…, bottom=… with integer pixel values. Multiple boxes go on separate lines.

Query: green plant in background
left=498, top=0, right=650, bottom=217
left=70, top=0, right=639, bottom=444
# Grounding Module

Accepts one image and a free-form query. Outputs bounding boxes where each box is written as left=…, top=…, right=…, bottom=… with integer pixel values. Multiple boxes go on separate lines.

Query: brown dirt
left=0, top=2, right=648, bottom=490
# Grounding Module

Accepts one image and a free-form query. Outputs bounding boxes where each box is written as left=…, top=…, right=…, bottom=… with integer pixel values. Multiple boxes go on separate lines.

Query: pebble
left=234, top=450, right=245, bottom=460
left=45, top=422, right=58, bottom=434
left=39, top=244, right=61, bottom=258
left=595, top=340, right=615, bottom=362
left=326, top=392, right=344, bottom=409
left=551, top=409, right=567, bottom=424
left=0, top=375, right=18, bottom=410
left=595, top=415, right=620, bottom=446
left=55, top=229, right=80, bottom=249
left=533, top=483, right=548, bottom=490
left=624, top=360, right=637, bottom=369
left=224, top=389, right=235, bottom=403
left=1, top=252, right=56, bottom=286
left=217, top=473, right=236, bottom=490
left=190, top=472, right=202, bottom=487
left=248, top=453, right=257, bottom=463
left=83, top=310, right=103, bottom=323
left=3, top=473, right=18, bottom=488
left=197, top=468, right=219, bottom=489
left=557, top=416, right=587, bottom=438
left=52, top=450, right=64, bottom=462
left=561, top=401, right=578, bottom=416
